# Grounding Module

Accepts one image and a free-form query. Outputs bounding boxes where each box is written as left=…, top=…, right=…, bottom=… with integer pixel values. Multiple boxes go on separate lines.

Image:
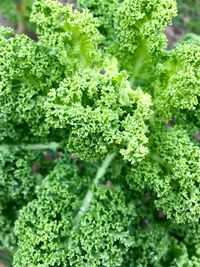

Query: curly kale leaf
left=154, top=42, right=200, bottom=120
left=14, top=159, right=136, bottom=267
left=0, top=148, right=41, bottom=251
left=112, top=0, right=177, bottom=77
left=31, top=0, right=102, bottom=67
left=14, top=164, right=200, bottom=266
left=127, top=123, right=200, bottom=224
left=78, top=0, right=118, bottom=40
left=45, top=64, right=152, bottom=162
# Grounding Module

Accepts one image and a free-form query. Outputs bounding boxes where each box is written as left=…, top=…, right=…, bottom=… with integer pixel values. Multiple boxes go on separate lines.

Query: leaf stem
left=74, top=153, right=116, bottom=225
left=0, top=142, right=59, bottom=152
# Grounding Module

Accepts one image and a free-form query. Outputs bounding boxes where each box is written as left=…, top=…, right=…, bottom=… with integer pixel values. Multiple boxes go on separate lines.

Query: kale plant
left=0, top=0, right=200, bottom=266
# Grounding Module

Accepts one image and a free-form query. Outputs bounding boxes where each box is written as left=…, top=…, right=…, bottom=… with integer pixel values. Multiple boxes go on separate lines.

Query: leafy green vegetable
left=127, top=122, right=200, bottom=224
left=45, top=66, right=151, bottom=162
left=14, top=157, right=136, bottom=266
left=0, top=0, right=199, bottom=266
left=154, top=41, right=200, bottom=120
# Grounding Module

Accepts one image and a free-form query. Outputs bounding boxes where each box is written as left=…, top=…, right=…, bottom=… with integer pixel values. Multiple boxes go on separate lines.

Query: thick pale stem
left=130, top=42, right=149, bottom=86
left=74, top=153, right=116, bottom=225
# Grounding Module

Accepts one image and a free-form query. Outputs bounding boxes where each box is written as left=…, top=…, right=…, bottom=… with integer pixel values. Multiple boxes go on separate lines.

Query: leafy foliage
left=0, top=0, right=199, bottom=266
left=14, top=158, right=136, bottom=266
left=45, top=66, right=151, bottom=162
left=0, top=147, right=58, bottom=252
left=79, top=0, right=177, bottom=84
left=0, top=148, right=37, bottom=252
left=127, top=123, right=200, bottom=224
left=78, top=0, right=118, bottom=39
left=154, top=41, right=200, bottom=120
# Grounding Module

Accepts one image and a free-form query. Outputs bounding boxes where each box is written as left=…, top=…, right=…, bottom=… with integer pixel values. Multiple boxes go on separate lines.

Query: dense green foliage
left=45, top=67, right=151, bottom=162
left=1, top=1, right=199, bottom=34
left=0, top=147, right=59, bottom=253
left=0, top=0, right=200, bottom=266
